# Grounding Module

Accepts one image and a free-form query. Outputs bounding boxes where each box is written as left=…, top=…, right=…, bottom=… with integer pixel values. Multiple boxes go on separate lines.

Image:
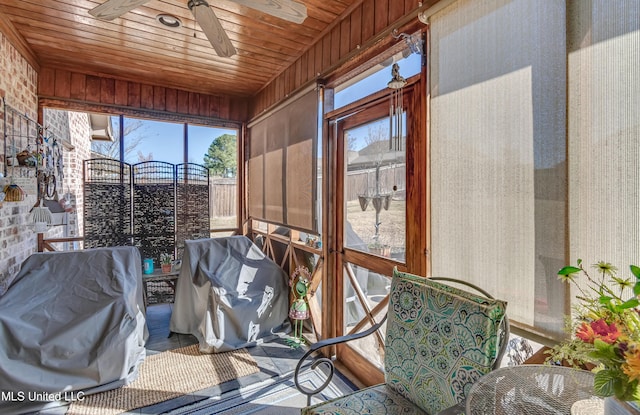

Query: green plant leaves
left=594, top=369, right=618, bottom=397
left=592, top=339, right=617, bottom=360
left=619, top=298, right=640, bottom=310
left=559, top=266, right=581, bottom=275
left=630, top=265, right=640, bottom=279
left=593, top=369, right=638, bottom=400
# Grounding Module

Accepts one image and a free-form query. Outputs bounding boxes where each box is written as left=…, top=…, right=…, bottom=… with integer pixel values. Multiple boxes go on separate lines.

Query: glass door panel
left=329, top=75, right=424, bottom=384
left=343, top=262, right=389, bottom=369
left=344, top=116, right=406, bottom=262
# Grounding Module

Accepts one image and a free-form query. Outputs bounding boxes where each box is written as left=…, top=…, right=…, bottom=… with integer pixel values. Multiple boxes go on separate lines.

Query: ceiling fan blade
left=188, top=0, right=237, bottom=58
left=232, top=0, right=307, bottom=24
left=89, top=0, right=152, bottom=21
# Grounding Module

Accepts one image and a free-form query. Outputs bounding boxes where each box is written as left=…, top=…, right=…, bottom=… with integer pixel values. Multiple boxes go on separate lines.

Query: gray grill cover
left=0, top=246, right=148, bottom=414
left=170, top=236, right=290, bottom=353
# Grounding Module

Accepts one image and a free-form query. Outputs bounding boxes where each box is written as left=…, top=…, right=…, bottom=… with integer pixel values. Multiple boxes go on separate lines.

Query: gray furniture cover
left=0, top=246, right=148, bottom=415
left=170, top=236, right=290, bottom=353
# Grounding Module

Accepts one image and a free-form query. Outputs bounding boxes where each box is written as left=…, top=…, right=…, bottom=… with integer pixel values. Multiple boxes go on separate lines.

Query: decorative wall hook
left=392, top=30, right=424, bottom=56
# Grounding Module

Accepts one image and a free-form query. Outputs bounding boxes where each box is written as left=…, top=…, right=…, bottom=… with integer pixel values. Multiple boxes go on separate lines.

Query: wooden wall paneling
left=296, top=58, right=303, bottom=89
left=305, top=49, right=315, bottom=82
left=361, top=0, right=376, bottom=42
left=207, top=95, right=218, bottom=118
left=290, top=62, right=297, bottom=93
left=100, top=78, right=115, bottom=105
left=269, top=84, right=276, bottom=111
left=153, top=86, right=166, bottom=112
left=350, top=5, right=363, bottom=51
left=301, top=52, right=310, bottom=85
left=322, top=34, right=332, bottom=71
left=296, top=57, right=302, bottom=90
left=198, top=94, right=208, bottom=117
left=252, top=93, right=262, bottom=119
left=276, top=75, right=284, bottom=105
left=219, top=96, right=230, bottom=120
left=165, top=88, right=177, bottom=113
left=85, top=75, right=101, bottom=103
left=140, top=84, right=153, bottom=109
left=405, top=0, right=416, bottom=14
left=176, top=90, right=189, bottom=114
left=313, top=42, right=323, bottom=78
left=330, top=25, right=341, bottom=65
left=69, top=73, right=86, bottom=101
left=38, top=68, right=55, bottom=97
left=389, top=0, right=406, bottom=23
left=54, top=69, right=71, bottom=99
left=127, top=82, right=141, bottom=108
left=114, top=80, right=128, bottom=106
left=188, top=92, right=199, bottom=115
left=340, top=18, right=351, bottom=58
left=230, top=97, right=247, bottom=121
left=374, top=0, right=390, bottom=34
left=33, top=50, right=248, bottom=124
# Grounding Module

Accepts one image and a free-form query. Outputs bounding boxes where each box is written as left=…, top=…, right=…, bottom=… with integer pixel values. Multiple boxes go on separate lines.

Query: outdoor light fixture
left=388, top=63, right=406, bottom=151
left=156, top=13, right=182, bottom=28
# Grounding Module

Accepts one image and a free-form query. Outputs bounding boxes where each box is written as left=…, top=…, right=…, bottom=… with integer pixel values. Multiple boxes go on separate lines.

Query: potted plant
left=547, top=260, right=640, bottom=410
left=160, top=253, right=173, bottom=273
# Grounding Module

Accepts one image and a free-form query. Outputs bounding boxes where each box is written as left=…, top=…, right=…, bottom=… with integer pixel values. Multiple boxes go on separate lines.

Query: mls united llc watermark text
left=1, top=391, right=85, bottom=402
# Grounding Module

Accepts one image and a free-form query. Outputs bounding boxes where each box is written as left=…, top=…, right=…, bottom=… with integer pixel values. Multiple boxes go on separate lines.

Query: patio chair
left=294, top=267, right=509, bottom=415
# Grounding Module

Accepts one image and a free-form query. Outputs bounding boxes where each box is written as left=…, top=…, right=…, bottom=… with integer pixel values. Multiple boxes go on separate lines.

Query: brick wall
left=0, top=32, right=39, bottom=294
left=58, top=111, right=92, bottom=240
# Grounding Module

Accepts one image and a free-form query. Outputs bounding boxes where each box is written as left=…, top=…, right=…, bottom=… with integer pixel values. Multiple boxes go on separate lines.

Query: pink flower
left=576, top=319, right=620, bottom=344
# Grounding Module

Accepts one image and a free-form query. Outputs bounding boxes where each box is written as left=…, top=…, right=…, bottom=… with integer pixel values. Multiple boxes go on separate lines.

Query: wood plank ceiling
left=0, top=0, right=358, bottom=98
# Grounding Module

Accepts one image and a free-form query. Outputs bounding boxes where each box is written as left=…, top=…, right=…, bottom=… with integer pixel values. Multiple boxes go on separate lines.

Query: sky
left=116, top=118, right=237, bottom=165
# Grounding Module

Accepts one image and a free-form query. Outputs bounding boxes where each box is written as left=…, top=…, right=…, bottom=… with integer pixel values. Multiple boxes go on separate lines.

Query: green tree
left=203, top=134, right=237, bottom=177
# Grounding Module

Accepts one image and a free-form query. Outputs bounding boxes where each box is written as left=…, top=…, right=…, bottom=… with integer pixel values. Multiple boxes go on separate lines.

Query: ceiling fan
left=89, top=0, right=308, bottom=57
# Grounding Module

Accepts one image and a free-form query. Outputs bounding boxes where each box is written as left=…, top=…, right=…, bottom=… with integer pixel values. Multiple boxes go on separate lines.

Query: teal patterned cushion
left=385, top=268, right=506, bottom=414
left=301, top=384, right=427, bottom=415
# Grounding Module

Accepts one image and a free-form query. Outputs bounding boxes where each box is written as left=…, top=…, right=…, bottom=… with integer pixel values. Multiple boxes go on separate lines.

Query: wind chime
left=387, top=62, right=406, bottom=152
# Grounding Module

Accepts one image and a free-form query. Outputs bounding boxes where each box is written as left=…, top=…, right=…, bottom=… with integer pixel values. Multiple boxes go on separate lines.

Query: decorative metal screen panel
left=83, top=159, right=133, bottom=248
left=84, top=160, right=210, bottom=264
left=132, top=161, right=176, bottom=262
left=176, top=163, right=210, bottom=259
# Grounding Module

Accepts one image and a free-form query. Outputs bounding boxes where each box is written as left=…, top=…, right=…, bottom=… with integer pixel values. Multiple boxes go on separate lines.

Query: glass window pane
left=91, top=115, right=120, bottom=160
left=188, top=125, right=238, bottom=230
left=334, top=52, right=421, bottom=109
left=345, top=117, right=406, bottom=261
left=123, top=118, right=183, bottom=164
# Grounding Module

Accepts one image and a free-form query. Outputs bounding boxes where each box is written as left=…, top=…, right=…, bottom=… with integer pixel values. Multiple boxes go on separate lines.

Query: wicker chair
left=294, top=267, right=509, bottom=415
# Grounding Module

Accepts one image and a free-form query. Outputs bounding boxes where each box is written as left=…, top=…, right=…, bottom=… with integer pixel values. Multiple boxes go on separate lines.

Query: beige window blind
left=247, top=87, right=319, bottom=232
left=429, top=0, right=567, bottom=339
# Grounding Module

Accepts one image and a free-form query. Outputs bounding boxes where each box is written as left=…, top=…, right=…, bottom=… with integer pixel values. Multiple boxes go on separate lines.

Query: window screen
left=247, top=88, right=318, bottom=232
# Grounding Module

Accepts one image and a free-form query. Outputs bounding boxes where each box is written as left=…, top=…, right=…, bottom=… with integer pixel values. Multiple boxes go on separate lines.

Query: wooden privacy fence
left=345, top=164, right=406, bottom=202
left=208, top=165, right=406, bottom=218
left=209, top=178, right=237, bottom=218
